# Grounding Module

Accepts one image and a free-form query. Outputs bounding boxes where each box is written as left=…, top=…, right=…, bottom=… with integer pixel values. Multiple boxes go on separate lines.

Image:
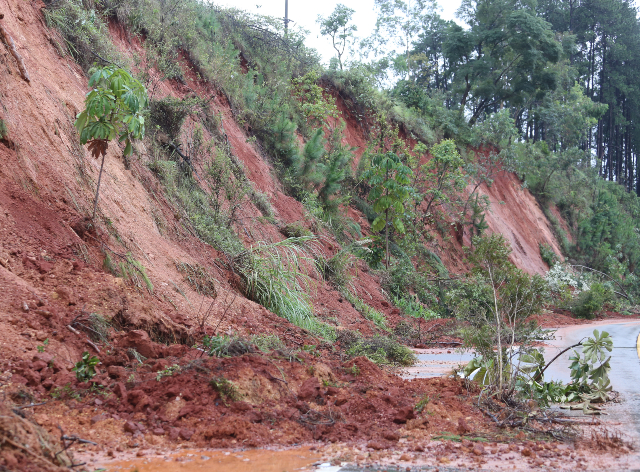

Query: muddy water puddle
left=402, top=349, right=474, bottom=379
left=93, top=446, right=324, bottom=472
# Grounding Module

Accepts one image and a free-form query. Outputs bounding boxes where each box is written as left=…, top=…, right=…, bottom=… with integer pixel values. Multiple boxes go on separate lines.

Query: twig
left=85, top=339, right=101, bottom=354
left=14, top=402, right=46, bottom=410
left=534, top=340, right=585, bottom=382
left=0, top=15, right=30, bottom=83
left=66, top=325, right=80, bottom=335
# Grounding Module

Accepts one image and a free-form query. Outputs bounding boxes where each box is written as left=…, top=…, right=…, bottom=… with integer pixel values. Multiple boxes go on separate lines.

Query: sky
left=215, top=0, right=462, bottom=66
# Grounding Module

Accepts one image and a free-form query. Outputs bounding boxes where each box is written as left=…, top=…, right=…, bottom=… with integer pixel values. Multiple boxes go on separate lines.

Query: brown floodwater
left=94, top=446, right=322, bottom=472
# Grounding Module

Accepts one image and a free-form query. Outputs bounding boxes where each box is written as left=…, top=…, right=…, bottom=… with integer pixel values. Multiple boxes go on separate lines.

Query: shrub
left=571, top=282, right=613, bottom=319
left=338, top=331, right=415, bottom=366
left=72, top=352, right=100, bottom=382
left=539, top=242, right=559, bottom=267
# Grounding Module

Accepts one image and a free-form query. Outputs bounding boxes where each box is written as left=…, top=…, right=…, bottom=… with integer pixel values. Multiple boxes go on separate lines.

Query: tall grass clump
left=231, top=237, right=336, bottom=340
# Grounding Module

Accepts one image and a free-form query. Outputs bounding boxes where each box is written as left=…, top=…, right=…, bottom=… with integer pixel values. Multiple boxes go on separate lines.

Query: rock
left=383, top=431, right=400, bottom=441
left=33, top=352, right=54, bottom=364
left=334, top=395, right=348, bottom=406
left=472, top=444, right=485, bottom=456
left=153, top=428, right=165, bottom=436
left=521, top=447, right=534, bottom=457
left=24, top=370, right=41, bottom=386
left=32, top=360, right=48, bottom=371
left=34, top=309, right=53, bottom=319
left=399, top=453, right=412, bottom=461
left=246, top=410, right=263, bottom=423
left=42, top=379, right=54, bottom=390
left=113, top=382, right=128, bottom=402
left=37, top=261, right=53, bottom=274
left=119, top=330, right=157, bottom=359
left=107, top=365, right=127, bottom=380
left=168, top=428, right=180, bottom=441
left=179, top=428, right=193, bottom=441
left=393, top=406, right=415, bottom=424
left=298, top=377, right=322, bottom=401
left=230, top=401, right=252, bottom=412
left=123, top=421, right=138, bottom=433
left=457, top=417, right=471, bottom=435
left=91, top=415, right=107, bottom=425
left=367, top=440, right=391, bottom=450
left=325, top=387, right=339, bottom=396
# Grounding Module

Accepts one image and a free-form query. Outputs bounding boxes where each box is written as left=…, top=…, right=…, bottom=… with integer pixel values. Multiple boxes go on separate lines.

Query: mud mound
left=0, top=400, right=71, bottom=471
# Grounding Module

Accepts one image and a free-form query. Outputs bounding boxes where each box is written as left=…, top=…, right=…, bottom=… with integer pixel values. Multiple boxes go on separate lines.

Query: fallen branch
left=14, top=402, right=47, bottom=410
left=533, top=340, right=585, bottom=382
left=0, top=14, right=30, bottom=83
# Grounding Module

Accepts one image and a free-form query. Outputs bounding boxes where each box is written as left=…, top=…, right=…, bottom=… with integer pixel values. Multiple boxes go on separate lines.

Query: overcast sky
left=215, top=0, right=462, bottom=66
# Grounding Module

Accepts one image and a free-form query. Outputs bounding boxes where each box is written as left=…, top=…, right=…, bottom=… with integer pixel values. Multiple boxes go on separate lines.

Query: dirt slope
left=0, top=0, right=568, bottom=468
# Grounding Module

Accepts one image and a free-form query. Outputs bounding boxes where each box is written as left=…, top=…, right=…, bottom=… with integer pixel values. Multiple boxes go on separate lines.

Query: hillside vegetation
left=0, top=0, right=638, bottom=468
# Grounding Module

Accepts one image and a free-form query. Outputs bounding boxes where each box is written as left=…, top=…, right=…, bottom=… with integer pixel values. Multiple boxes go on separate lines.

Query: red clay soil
left=0, top=0, right=590, bottom=469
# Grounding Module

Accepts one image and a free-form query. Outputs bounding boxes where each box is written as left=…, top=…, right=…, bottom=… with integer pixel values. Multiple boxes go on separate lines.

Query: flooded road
left=543, top=319, right=640, bottom=451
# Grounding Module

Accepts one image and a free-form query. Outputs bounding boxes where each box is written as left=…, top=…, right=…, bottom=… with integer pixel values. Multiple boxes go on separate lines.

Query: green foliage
left=75, top=66, right=147, bottom=158
left=72, top=352, right=100, bottom=382
left=362, top=152, right=414, bottom=267
left=202, top=335, right=255, bottom=357
left=340, top=331, right=415, bottom=366
left=291, top=71, right=340, bottom=127
left=280, top=222, right=313, bottom=239
left=539, top=243, right=559, bottom=267
left=0, top=119, right=7, bottom=140
left=44, top=0, right=121, bottom=71
left=454, top=234, right=548, bottom=395
left=317, top=4, right=358, bottom=71
left=251, top=334, right=285, bottom=352
left=156, top=364, right=181, bottom=381
left=210, top=376, right=240, bottom=403
left=36, top=338, right=49, bottom=353
left=570, top=282, right=613, bottom=319
left=231, top=237, right=336, bottom=340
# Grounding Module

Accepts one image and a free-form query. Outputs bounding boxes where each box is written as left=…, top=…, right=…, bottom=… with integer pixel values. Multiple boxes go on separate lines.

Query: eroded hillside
left=0, top=0, right=570, bottom=469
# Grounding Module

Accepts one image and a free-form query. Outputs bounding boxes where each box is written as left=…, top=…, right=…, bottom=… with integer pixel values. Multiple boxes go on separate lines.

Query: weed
left=50, top=384, right=81, bottom=401
left=252, top=334, right=284, bottom=352
left=0, top=119, right=7, bottom=140
left=175, top=261, right=217, bottom=297
left=156, top=364, right=181, bottom=381
left=87, top=313, right=111, bottom=343
left=348, top=364, right=361, bottom=376
left=343, top=291, right=388, bottom=330
left=280, top=221, right=313, bottom=239
left=127, top=348, right=146, bottom=364
left=338, top=331, right=415, bottom=366
left=203, top=334, right=255, bottom=357
left=210, top=376, right=240, bottom=403
left=415, top=395, right=431, bottom=413
left=231, top=237, right=336, bottom=340
left=72, top=352, right=99, bottom=382
left=36, top=338, right=49, bottom=353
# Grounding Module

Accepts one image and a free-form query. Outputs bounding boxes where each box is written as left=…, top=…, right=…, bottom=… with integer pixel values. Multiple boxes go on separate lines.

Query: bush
left=210, top=376, right=240, bottom=402
left=571, top=282, right=613, bottom=319
left=539, top=242, right=559, bottom=267
left=338, top=330, right=415, bottom=366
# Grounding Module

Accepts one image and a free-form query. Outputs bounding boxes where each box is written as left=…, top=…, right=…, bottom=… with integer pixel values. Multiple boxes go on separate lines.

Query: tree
left=75, top=66, right=147, bottom=218
left=444, top=0, right=562, bottom=125
left=362, top=152, right=414, bottom=268
left=317, top=4, right=357, bottom=70
left=451, top=234, right=547, bottom=396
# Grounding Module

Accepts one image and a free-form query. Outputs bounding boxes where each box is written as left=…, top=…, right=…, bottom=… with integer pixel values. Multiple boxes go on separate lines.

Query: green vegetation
left=338, top=330, right=415, bottom=366
left=0, top=118, right=8, bottom=140
left=72, top=352, right=100, bottom=382
left=202, top=334, right=255, bottom=357
left=156, top=364, right=181, bottom=381
left=210, top=376, right=240, bottom=403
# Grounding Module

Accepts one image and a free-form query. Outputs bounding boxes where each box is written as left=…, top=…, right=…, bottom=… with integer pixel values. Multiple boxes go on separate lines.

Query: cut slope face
left=0, top=0, right=569, bottom=465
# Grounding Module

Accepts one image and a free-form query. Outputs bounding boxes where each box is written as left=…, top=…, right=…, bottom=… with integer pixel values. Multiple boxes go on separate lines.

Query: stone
left=472, top=444, right=485, bottom=456
left=383, top=431, right=400, bottom=441
left=123, top=421, right=138, bottom=433
left=107, top=366, right=127, bottom=380
left=119, top=330, right=157, bottom=358
left=393, top=406, right=415, bottom=424
left=179, top=428, right=193, bottom=441
left=297, top=377, right=322, bottom=401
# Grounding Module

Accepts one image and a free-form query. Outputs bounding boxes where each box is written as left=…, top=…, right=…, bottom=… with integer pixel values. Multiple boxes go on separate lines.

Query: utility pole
left=284, top=0, right=289, bottom=34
